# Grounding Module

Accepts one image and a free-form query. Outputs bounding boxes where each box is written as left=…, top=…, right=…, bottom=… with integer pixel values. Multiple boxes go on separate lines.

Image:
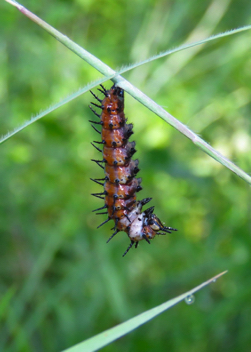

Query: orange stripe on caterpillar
left=90, top=84, right=177, bottom=256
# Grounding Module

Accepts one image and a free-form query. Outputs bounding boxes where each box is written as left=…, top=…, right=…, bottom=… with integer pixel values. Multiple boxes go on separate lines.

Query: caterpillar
left=90, top=84, right=177, bottom=256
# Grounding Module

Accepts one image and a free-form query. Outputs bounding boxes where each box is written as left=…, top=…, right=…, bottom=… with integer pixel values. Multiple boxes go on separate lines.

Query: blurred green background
left=1, top=0, right=251, bottom=351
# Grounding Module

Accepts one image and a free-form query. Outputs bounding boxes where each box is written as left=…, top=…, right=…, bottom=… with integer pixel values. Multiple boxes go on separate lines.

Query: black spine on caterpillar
left=90, top=84, right=177, bottom=256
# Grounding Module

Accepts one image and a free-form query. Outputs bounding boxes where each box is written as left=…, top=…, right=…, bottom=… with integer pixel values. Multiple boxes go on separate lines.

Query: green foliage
left=1, top=0, right=251, bottom=351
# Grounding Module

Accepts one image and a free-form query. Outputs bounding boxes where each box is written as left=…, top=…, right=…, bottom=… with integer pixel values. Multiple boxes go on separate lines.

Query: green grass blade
left=116, top=80, right=251, bottom=185
left=62, top=271, right=227, bottom=352
left=0, top=286, right=16, bottom=320
left=4, top=0, right=251, bottom=185
left=0, top=77, right=115, bottom=144
left=5, top=0, right=114, bottom=78
left=6, top=0, right=251, bottom=78
left=121, top=26, right=251, bottom=74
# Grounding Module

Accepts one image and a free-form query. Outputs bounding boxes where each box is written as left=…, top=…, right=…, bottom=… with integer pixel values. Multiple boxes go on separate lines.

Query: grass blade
left=4, top=0, right=114, bottom=78
left=5, top=0, right=251, bottom=78
left=116, top=80, right=251, bottom=185
left=4, top=0, right=251, bottom=185
left=0, top=77, right=115, bottom=144
left=62, top=271, right=227, bottom=352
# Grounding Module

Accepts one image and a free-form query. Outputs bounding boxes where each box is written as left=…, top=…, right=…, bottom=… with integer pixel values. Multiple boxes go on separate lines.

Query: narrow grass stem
left=63, top=271, right=228, bottom=352
left=116, top=80, right=251, bottom=184
left=4, top=0, right=251, bottom=184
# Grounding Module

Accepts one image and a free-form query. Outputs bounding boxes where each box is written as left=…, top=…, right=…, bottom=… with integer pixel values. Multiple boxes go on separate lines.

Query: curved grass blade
left=62, top=271, right=227, bottom=352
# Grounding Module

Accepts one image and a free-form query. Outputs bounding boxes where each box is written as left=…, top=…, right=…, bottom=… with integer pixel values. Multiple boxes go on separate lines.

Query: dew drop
left=185, top=294, right=195, bottom=305
left=212, top=279, right=217, bottom=283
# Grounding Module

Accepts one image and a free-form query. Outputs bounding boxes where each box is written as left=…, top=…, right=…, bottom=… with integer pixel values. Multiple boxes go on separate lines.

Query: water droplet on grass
left=185, top=294, right=195, bottom=305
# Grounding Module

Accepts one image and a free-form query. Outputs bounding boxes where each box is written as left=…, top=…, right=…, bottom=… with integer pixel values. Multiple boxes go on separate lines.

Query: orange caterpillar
left=90, top=84, right=177, bottom=256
